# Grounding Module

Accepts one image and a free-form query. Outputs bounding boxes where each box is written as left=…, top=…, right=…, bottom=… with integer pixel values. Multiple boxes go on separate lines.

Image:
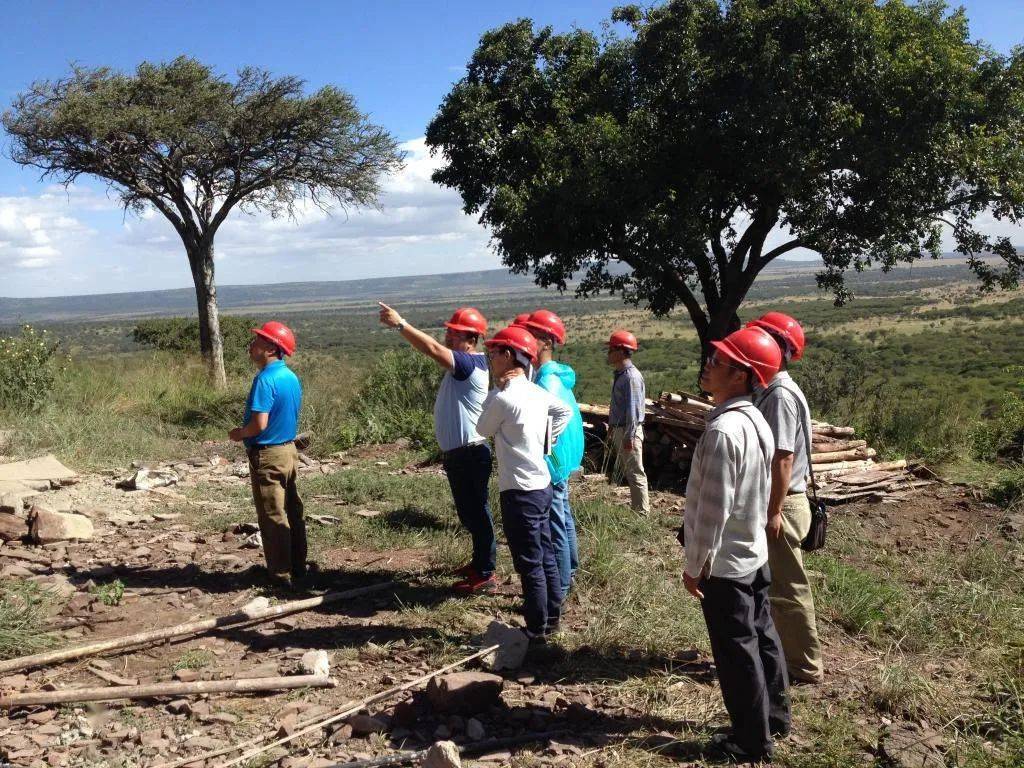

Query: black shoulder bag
left=799, top=410, right=828, bottom=551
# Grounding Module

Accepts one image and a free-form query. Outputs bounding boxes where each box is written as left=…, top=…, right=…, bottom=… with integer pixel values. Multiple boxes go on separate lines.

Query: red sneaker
left=453, top=572, right=497, bottom=594
left=451, top=562, right=475, bottom=578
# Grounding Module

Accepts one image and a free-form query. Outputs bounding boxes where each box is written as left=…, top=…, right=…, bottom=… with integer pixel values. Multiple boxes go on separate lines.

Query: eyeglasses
left=706, top=354, right=746, bottom=373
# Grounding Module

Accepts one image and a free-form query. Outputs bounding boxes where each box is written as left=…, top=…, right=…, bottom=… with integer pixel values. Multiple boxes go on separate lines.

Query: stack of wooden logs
left=579, top=391, right=936, bottom=501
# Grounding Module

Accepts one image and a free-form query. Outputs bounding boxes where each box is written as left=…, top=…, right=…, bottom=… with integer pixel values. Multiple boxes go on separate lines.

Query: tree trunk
left=189, top=243, right=227, bottom=389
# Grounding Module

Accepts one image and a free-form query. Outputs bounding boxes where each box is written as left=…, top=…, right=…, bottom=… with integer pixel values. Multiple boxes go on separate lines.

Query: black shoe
left=707, top=733, right=772, bottom=764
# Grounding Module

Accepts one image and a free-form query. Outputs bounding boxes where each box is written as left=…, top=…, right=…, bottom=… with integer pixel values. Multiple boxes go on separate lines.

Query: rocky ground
left=0, top=445, right=1019, bottom=768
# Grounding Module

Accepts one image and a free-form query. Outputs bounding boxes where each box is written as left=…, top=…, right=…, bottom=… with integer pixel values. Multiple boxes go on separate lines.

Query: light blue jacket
left=534, top=360, right=585, bottom=485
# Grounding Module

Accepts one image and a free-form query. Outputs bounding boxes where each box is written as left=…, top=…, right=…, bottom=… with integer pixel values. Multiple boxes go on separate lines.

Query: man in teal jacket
left=521, top=310, right=584, bottom=599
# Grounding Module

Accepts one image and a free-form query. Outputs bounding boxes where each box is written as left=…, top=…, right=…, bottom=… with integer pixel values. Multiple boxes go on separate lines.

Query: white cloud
left=0, top=138, right=499, bottom=297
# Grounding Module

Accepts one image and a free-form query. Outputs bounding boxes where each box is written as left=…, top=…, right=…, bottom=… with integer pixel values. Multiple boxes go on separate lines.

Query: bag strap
left=720, top=404, right=771, bottom=476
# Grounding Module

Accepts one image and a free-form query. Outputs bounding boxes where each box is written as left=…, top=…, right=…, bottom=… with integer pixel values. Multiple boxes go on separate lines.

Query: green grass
left=0, top=580, right=56, bottom=660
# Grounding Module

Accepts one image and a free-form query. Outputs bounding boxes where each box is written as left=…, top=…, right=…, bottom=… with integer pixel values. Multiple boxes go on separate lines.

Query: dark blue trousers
left=500, top=486, right=561, bottom=635
left=443, top=443, right=496, bottom=576
left=700, top=564, right=791, bottom=759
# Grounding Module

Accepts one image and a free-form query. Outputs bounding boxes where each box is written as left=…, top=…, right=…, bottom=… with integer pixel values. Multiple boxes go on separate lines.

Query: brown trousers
left=767, top=493, right=824, bottom=682
left=248, top=443, right=306, bottom=579
left=609, top=425, right=651, bottom=514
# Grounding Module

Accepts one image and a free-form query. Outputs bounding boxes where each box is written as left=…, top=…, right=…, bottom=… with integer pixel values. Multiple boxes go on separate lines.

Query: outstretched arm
left=378, top=302, right=454, bottom=370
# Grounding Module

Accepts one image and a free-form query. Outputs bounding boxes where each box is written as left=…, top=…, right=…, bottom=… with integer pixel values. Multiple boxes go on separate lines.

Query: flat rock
left=300, top=650, right=330, bottom=677
left=481, top=620, right=529, bottom=672
left=0, top=455, right=76, bottom=483
left=465, top=717, right=486, bottom=741
left=118, top=468, right=178, bottom=491
left=423, top=740, right=462, bottom=768
left=0, top=510, right=27, bottom=538
left=426, top=672, right=504, bottom=715
left=347, top=714, right=388, bottom=736
left=879, top=724, right=945, bottom=768
left=29, top=507, right=93, bottom=544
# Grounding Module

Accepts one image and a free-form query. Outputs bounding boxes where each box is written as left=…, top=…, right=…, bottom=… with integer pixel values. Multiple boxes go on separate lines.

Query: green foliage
left=0, top=325, right=63, bottom=411
left=132, top=316, right=256, bottom=359
left=172, top=649, right=214, bottom=671
left=973, top=366, right=1024, bottom=463
left=337, top=349, right=443, bottom=451
left=428, top=0, right=1024, bottom=345
left=92, top=579, right=125, bottom=607
left=0, top=580, right=55, bottom=660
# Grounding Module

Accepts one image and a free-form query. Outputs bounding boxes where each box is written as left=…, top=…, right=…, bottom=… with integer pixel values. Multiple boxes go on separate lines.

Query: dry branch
left=0, top=675, right=333, bottom=708
left=0, top=581, right=394, bottom=675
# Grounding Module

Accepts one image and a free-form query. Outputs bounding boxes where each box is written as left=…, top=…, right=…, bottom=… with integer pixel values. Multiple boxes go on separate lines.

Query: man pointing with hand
left=378, top=302, right=496, bottom=594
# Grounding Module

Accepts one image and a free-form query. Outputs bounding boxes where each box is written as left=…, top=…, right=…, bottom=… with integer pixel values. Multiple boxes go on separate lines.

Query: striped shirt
left=683, top=396, right=775, bottom=580
left=608, top=361, right=645, bottom=438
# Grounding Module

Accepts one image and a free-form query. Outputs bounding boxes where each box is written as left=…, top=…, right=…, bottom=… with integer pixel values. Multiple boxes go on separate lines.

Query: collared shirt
left=433, top=351, right=489, bottom=452
left=475, top=374, right=573, bottom=492
left=243, top=359, right=302, bottom=449
left=754, top=371, right=812, bottom=494
left=608, top=361, right=645, bottom=438
left=683, top=395, right=774, bottom=580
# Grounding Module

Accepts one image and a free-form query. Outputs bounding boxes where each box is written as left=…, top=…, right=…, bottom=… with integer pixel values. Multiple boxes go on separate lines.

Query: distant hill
left=0, top=253, right=993, bottom=324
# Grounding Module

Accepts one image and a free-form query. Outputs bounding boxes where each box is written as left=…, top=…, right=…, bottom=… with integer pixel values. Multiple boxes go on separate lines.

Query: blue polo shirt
left=243, top=359, right=302, bottom=449
left=433, top=351, right=489, bottom=452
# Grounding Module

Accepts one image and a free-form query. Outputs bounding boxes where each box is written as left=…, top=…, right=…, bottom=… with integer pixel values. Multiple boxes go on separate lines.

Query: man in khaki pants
left=229, top=321, right=306, bottom=590
left=605, top=330, right=650, bottom=515
left=750, top=312, right=824, bottom=683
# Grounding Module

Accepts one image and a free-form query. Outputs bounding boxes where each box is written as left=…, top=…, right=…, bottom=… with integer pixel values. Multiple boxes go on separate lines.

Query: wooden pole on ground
left=151, top=644, right=500, bottom=768
left=0, top=581, right=394, bottom=675
left=0, top=675, right=334, bottom=708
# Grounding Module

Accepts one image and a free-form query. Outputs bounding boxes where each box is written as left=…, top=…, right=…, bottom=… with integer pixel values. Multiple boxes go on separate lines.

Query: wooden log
left=0, top=581, right=394, bottom=675
left=809, top=447, right=876, bottom=463
left=812, top=425, right=857, bottom=438
left=0, top=675, right=333, bottom=708
left=811, top=459, right=873, bottom=473
left=810, top=439, right=867, bottom=454
left=192, top=644, right=502, bottom=768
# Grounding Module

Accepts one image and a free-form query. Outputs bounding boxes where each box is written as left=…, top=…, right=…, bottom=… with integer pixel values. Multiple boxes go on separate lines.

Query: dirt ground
left=0, top=447, right=1015, bottom=768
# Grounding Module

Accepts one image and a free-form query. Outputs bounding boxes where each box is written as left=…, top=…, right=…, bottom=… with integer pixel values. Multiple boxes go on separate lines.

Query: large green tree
left=427, top=0, right=1024, bottom=354
left=4, top=57, right=403, bottom=387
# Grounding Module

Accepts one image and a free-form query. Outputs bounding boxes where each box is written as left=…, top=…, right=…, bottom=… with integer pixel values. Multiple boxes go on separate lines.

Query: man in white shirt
left=476, top=325, right=572, bottom=642
left=682, top=326, right=790, bottom=763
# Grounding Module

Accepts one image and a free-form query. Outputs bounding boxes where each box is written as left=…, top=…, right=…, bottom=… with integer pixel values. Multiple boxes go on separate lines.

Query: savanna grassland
left=0, top=260, right=1022, bottom=767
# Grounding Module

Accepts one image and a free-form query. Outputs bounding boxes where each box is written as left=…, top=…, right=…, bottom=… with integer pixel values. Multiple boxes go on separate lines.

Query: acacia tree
left=427, top=0, right=1024, bottom=355
left=4, top=57, right=403, bottom=387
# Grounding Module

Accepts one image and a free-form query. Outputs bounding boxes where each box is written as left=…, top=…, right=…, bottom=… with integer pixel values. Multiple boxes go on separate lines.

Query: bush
left=0, top=580, right=55, bottom=660
left=0, top=325, right=63, bottom=411
left=337, top=349, right=443, bottom=451
left=973, top=366, right=1024, bottom=463
left=132, top=316, right=257, bottom=372
left=855, top=383, right=971, bottom=462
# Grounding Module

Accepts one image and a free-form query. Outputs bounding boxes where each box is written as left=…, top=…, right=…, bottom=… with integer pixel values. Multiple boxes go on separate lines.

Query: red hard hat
left=484, top=325, right=539, bottom=364
left=251, top=321, right=296, bottom=356
left=512, top=313, right=531, bottom=327
left=606, top=329, right=638, bottom=351
left=746, top=312, right=805, bottom=361
left=523, top=309, right=566, bottom=345
left=709, top=327, right=782, bottom=387
left=444, top=307, right=487, bottom=336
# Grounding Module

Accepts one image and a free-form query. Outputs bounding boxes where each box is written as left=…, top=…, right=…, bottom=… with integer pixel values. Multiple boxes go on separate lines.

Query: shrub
left=131, top=316, right=257, bottom=373
left=0, top=325, right=63, bottom=411
left=794, top=345, right=869, bottom=421
left=337, top=349, right=443, bottom=450
left=972, top=366, right=1024, bottom=463
left=855, top=382, right=971, bottom=462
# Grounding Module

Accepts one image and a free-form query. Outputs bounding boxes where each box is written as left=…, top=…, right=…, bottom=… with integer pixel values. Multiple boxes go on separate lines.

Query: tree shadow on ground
left=377, top=505, right=447, bottom=532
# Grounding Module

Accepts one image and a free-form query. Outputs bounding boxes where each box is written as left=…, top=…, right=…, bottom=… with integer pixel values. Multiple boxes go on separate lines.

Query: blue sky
left=1, top=0, right=1022, bottom=297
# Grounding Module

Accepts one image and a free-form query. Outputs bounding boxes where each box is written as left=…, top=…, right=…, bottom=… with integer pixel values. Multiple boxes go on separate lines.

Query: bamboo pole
left=203, top=644, right=500, bottom=768
left=0, top=581, right=394, bottom=675
left=0, top=675, right=333, bottom=708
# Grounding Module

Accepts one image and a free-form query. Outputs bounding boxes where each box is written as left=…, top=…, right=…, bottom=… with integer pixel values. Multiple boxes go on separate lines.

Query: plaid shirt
left=608, top=361, right=645, bottom=439
left=683, top=396, right=774, bottom=580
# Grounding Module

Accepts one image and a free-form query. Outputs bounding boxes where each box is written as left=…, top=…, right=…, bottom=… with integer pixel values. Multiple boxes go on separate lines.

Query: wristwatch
left=395, top=320, right=406, bottom=331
